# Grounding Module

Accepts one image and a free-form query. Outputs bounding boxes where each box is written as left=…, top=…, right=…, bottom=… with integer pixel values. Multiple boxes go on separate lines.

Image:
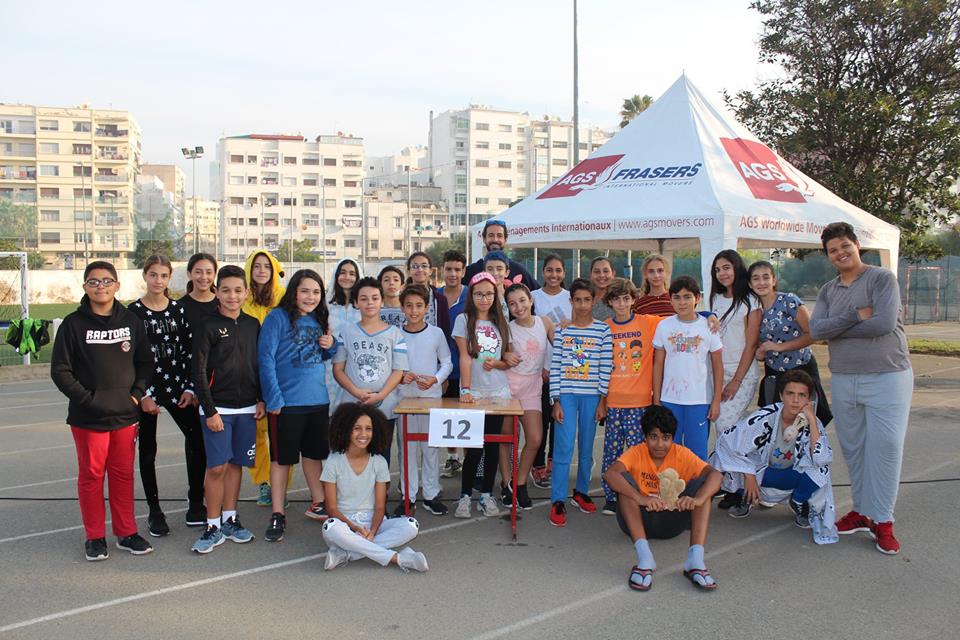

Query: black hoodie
left=192, top=310, right=261, bottom=417
left=50, top=296, right=153, bottom=430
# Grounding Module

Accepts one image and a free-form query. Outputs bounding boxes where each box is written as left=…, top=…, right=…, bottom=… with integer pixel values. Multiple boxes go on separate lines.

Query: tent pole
left=626, top=249, right=633, bottom=282
left=533, top=247, right=539, bottom=280
left=574, top=248, right=581, bottom=278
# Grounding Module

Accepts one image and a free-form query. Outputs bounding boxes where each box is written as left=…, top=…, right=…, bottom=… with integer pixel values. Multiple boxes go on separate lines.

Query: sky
left=2, top=0, right=773, bottom=197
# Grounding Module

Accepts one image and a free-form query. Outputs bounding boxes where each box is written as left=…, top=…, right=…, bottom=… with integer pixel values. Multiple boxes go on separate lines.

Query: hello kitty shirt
left=451, top=314, right=510, bottom=399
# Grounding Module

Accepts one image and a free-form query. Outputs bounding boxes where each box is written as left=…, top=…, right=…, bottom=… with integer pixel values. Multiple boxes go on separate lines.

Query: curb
left=0, top=363, right=50, bottom=383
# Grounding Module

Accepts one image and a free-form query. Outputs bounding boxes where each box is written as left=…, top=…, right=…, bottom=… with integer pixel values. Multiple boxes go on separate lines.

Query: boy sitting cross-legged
left=603, top=405, right=723, bottom=592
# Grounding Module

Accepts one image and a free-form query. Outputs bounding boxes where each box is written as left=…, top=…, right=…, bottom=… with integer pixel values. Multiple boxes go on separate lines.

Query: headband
left=469, top=272, right=497, bottom=287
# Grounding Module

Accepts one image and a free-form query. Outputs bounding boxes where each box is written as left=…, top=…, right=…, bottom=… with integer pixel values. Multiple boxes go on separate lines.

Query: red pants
left=71, top=425, right=138, bottom=540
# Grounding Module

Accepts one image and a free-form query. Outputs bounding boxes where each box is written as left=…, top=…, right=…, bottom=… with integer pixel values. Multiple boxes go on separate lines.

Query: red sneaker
left=873, top=522, right=900, bottom=555
left=836, top=510, right=873, bottom=535
left=571, top=490, right=597, bottom=514
left=549, top=501, right=566, bottom=527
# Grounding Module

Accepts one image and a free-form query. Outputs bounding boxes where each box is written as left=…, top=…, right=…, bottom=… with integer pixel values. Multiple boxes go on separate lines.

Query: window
left=394, top=240, right=403, bottom=251
left=517, top=127, right=527, bottom=134
left=72, top=144, right=92, bottom=155
left=393, top=217, right=403, bottom=229
left=230, top=154, right=243, bottom=163
left=323, top=158, right=337, bottom=166
left=73, top=165, right=92, bottom=177
left=343, top=159, right=361, bottom=167
left=456, top=174, right=468, bottom=186
left=456, top=160, right=466, bottom=168
left=369, top=240, right=379, bottom=250
left=579, top=143, right=589, bottom=150
left=229, top=175, right=244, bottom=185
left=344, top=199, right=357, bottom=208
left=73, top=121, right=91, bottom=133
left=247, top=155, right=257, bottom=164
left=39, top=165, right=59, bottom=177
left=303, top=214, right=320, bottom=226
left=39, top=120, right=58, bottom=131
left=552, top=159, right=568, bottom=166
left=475, top=159, right=489, bottom=168
left=40, top=210, right=59, bottom=222
left=283, top=156, right=297, bottom=165
left=73, top=188, right=92, bottom=198
left=367, top=216, right=378, bottom=227
left=74, top=232, right=92, bottom=243
left=229, top=196, right=244, bottom=205
left=344, top=239, right=357, bottom=248
left=323, top=178, right=337, bottom=187
left=40, top=187, right=59, bottom=199
left=498, top=143, right=511, bottom=150
left=535, top=137, right=548, bottom=148
left=552, top=140, right=568, bottom=149
left=498, top=179, right=512, bottom=187
left=247, top=197, right=258, bottom=206
left=475, top=178, right=489, bottom=186
left=282, top=218, right=295, bottom=226
left=325, top=239, right=337, bottom=248
left=475, top=141, right=489, bottom=149
left=303, top=155, right=319, bottom=165
left=343, top=180, right=358, bottom=188
left=40, top=143, right=59, bottom=154
left=498, top=124, right=512, bottom=132
left=456, top=118, right=469, bottom=130
left=40, top=232, right=60, bottom=244
left=303, top=197, right=318, bottom=207
left=282, top=197, right=297, bottom=206
left=475, top=197, right=489, bottom=205
left=455, top=141, right=465, bottom=150
left=498, top=198, right=512, bottom=206
left=475, top=122, right=489, bottom=131
left=324, top=198, right=337, bottom=208
left=303, top=177, right=318, bottom=186
left=517, top=162, right=526, bottom=171
left=454, top=193, right=467, bottom=205
left=282, top=177, right=296, bottom=187
left=248, top=218, right=258, bottom=226
left=498, top=161, right=512, bottom=169
left=75, top=210, right=92, bottom=221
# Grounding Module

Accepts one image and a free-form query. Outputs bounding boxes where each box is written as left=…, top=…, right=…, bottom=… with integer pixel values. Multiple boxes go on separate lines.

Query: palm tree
left=619, top=94, right=654, bottom=128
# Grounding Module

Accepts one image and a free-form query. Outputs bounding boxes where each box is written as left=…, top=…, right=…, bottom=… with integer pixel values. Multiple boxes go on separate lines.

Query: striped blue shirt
left=550, top=321, right=612, bottom=398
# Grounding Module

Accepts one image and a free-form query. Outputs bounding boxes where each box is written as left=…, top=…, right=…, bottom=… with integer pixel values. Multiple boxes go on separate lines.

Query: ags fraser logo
left=720, top=138, right=813, bottom=203
left=537, top=155, right=625, bottom=199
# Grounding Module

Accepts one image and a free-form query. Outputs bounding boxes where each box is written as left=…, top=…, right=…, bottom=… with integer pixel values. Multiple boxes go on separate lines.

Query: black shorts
left=268, top=407, right=330, bottom=465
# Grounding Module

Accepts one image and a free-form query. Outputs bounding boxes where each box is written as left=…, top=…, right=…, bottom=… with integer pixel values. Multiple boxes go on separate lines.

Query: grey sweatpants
left=830, top=367, right=912, bottom=523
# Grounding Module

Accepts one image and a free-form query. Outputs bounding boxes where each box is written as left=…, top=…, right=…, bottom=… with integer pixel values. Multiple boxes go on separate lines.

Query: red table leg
left=402, top=414, right=411, bottom=517
left=511, top=415, right=518, bottom=540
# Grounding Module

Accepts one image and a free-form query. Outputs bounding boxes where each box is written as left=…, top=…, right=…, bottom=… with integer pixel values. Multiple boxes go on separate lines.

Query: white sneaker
left=455, top=495, right=472, bottom=519
left=397, top=546, right=429, bottom=572
left=479, top=494, right=501, bottom=517
left=324, top=544, right=349, bottom=571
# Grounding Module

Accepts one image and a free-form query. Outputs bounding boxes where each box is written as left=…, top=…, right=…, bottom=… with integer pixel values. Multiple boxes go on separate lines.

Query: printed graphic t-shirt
left=652, top=315, right=722, bottom=405
left=333, top=322, right=408, bottom=418
left=618, top=442, right=707, bottom=497
left=605, top=313, right=664, bottom=408
left=451, top=314, right=509, bottom=399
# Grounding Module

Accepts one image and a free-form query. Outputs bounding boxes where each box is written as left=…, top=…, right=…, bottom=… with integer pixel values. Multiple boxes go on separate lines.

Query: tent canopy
left=474, top=74, right=900, bottom=288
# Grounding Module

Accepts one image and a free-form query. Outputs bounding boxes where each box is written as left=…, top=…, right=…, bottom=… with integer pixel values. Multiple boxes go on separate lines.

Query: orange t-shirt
left=604, top=313, right=664, bottom=408
left=617, top=443, right=707, bottom=496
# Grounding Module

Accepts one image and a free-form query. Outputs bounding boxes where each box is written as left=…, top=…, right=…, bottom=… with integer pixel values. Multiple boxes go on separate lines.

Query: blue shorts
left=202, top=413, right=257, bottom=468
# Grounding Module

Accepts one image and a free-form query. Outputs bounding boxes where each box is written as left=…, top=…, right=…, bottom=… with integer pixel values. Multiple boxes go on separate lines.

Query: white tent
left=473, top=74, right=901, bottom=289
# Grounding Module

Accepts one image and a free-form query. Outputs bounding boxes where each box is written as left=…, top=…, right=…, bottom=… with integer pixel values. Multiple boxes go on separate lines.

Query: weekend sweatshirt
left=258, top=307, right=335, bottom=412
left=50, top=296, right=153, bottom=430
left=192, top=310, right=261, bottom=416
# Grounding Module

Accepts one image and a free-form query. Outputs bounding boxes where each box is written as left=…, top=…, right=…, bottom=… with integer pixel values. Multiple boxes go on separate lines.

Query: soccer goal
left=0, top=252, right=31, bottom=365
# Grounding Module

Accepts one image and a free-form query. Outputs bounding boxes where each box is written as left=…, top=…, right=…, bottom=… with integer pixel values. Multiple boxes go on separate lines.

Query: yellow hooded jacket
left=242, top=249, right=285, bottom=324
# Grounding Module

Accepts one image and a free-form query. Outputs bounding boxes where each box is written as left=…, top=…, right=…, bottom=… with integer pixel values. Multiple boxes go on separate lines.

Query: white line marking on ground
left=0, top=421, right=62, bottom=431
left=0, top=389, right=55, bottom=397
left=0, top=462, right=186, bottom=493
left=1, top=401, right=67, bottom=410
left=0, top=432, right=180, bottom=457
left=0, top=509, right=519, bottom=633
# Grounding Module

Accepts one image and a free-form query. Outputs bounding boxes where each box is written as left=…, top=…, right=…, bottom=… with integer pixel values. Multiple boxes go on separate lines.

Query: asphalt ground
left=0, top=345, right=958, bottom=639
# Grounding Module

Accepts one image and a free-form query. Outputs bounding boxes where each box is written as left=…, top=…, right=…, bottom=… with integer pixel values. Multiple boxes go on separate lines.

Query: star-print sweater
left=128, top=298, right=195, bottom=406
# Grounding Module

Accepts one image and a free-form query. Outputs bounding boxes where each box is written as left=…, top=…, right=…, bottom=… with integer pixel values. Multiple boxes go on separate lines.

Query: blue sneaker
left=191, top=525, right=225, bottom=554
left=222, top=517, right=255, bottom=543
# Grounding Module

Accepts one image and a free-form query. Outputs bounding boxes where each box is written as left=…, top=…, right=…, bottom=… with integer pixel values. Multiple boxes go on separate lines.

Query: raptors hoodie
left=50, top=295, right=153, bottom=430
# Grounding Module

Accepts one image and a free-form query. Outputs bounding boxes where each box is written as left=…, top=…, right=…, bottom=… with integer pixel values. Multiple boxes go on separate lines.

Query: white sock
left=222, top=510, right=236, bottom=523
left=207, top=517, right=220, bottom=529
left=633, top=538, right=654, bottom=569
left=685, top=544, right=705, bottom=570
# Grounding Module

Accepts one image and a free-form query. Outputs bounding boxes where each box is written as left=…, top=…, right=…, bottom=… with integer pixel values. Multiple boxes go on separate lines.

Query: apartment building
left=365, top=145, right=429, bottom=191
left=135, top=175, right=181, bottom=243
left=0, top=104, right=142, bottom=268
left=212, top=133, right=364, bottom=263
left=363, top=185, right=448, bottom=260
left=183, top=197, right=221, bottom=258
left=142, top=163, right=185, bottom=210
left=429, top=106, right=612, bottom=228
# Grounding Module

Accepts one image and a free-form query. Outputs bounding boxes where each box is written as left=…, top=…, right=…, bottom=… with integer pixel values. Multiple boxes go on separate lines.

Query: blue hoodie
left=258, top=307, right=335, bottom=411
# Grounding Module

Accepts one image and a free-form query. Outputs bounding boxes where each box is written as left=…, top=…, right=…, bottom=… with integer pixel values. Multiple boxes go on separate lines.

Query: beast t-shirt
left=333, top=322, right=408, bottom=419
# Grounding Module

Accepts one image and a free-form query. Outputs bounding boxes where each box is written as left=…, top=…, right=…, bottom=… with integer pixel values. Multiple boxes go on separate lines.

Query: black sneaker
left=185, top=502, right=206, bottom=527
left=148, top=509, right=170, bottom=537
left=717, top=491, right=741, bottom=510
left=422, top=497, right=449, bottom=516
left=84, top=537, right=109, bottom=561
left=116, top=533, right=154, bottom=555
left=602, top=499, right=618, bottom=516
left=393, top=501, right=415, bottom=518
left=516, top=484, right=532, bottom=510
left=500, top=483, right=514, bottom=508
left=265, top=512, right=286, bottom=542
left=789, top=498, right=811, bottom=529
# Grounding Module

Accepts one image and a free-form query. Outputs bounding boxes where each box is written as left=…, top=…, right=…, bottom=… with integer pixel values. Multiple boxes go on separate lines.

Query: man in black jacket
left=462, top=219, right=540, bottom=290
left=190, top=265, right=265, bottom=554
left=51, top=261, right=155, bottom=561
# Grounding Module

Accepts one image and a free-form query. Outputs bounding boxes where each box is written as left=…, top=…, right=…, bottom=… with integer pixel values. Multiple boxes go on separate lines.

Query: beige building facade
left=0, top=104, right=142, bottom=268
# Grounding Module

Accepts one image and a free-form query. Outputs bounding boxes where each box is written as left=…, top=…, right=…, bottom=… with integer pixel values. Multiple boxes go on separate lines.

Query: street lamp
left=182, top=146, right=204, bottom=254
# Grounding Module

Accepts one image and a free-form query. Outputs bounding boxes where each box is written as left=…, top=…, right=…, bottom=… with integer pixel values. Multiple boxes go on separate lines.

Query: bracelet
left=459, top=388, right=473, bottom=396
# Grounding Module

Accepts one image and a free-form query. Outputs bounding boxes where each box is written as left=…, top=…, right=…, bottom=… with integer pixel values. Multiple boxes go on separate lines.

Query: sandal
left=628, top=566, right=654, bottom=591
left=683, top=568, right=718, bottom=591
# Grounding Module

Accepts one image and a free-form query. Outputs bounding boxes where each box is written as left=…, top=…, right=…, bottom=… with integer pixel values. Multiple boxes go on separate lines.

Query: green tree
left=726, top=0, right=960, bottom=261
left=619, top=94, right=654, bottom=128
left=132, top=239, right=176, bottom=268
left=292, top=239, right=322, bottom=262
left=0, top=198, right=37, bottom=246
left=424, top=232, right=468, bottom=267
left=0, top=239, right=44, bottom=270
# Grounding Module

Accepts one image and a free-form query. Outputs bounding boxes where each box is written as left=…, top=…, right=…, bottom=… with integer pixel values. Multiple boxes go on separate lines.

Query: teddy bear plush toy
left=657, top=468, right=686, bottom=509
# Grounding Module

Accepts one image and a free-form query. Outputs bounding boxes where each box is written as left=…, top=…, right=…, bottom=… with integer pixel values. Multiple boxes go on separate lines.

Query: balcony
left=0, top=169, right=36, bottom=180
left=97, top=150, right=128, bottom=161
left=261, top=178, right=278, bottom=185
left=302, top=158, right=319, bottom=166
left=95, top=128, right=129, bottom=138
left=3, top=192, right=36, bottom=203
left=94, top=173, right=127, bottom=183
left=96, top=196, right=129, bottom=205
left=261, top=158, right=278, bottom=167
left=0, top=123, right=36, bottom=136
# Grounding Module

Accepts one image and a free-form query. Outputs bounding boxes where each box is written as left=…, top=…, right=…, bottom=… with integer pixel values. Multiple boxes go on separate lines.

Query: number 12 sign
left=427, top=408, right=485, bottom=448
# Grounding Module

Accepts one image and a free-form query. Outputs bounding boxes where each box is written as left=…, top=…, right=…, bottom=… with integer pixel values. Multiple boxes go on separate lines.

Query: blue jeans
left=551, top=394, right=600, bottom=503
left=660, top=402, right=709, bottom=460
left=761, top=466, right=819, bottom=504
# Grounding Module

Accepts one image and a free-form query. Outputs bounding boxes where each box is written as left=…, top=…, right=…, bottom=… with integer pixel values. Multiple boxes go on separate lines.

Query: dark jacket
left=50, top=296, right=153, bottom=430
left=463, top=256, right=540, bottom=290
left=192, top=310, right=261, bottom=417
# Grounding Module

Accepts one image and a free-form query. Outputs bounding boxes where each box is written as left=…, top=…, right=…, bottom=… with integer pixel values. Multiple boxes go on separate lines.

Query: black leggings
left=460, top=414, right=506, bottom=496
left=138, top=402, right=207, bottom=508
left=534, top=381, right=555, bottom=467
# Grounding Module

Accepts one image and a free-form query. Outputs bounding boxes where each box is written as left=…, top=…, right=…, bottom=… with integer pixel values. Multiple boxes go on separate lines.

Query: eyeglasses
left=472, top=292, right=496, bottom=301
left=409, top=263, right=431, bottom=271
left=84, top=278, right=117, bottom=288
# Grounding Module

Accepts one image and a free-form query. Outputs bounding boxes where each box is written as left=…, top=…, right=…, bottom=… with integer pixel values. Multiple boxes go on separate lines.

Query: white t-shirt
left=711, top=294, right=761, bottom=373
left=320, top=451, right=390, bottom=515
left=531, top=288, right=571, bottom=326
left=652, top=315, right=722, bottom=405
left=451, top=314, right=510, bottom=399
